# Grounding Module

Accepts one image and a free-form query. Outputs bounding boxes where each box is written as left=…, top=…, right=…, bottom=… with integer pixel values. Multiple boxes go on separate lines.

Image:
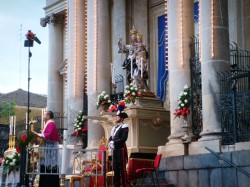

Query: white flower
left=78, top=128, right=81, bottom=130
left=135, top=87, right=138, bottom=91
left=125, top=85, right=129, bottom=89
left=108, top=100, right=111, bottom=103
left=181, top=103, right=184, bottom=107
left=130, top=83, right=133, bottom=86
left=184, top=85, right=189, bottom=89
left=184, top=99, right=188, bottom=103
left=183, top=92, right=188, bottom=95
left=130, top=87, right=134, bottom=90
left=132, top=92, right=136, bottom=96
left=102, top=91, right=106, bottom=94
left=10, top=162, right=15, bottom=166
left=178, top=101, right=182, bottom=104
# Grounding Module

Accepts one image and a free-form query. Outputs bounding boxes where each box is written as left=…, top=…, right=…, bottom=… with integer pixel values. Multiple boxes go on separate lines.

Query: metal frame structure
left=220, top=43, right=250, bottom=145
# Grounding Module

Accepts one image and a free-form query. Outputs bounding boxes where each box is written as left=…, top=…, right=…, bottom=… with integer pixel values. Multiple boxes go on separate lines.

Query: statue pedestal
left=100, top=95, right=170, bottom=155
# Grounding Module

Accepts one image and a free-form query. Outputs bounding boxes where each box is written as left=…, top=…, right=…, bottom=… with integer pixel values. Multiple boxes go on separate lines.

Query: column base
left=189, top=139, right=221, bottom=155
left=199, top=130, right=221, bottom=141
left=158, top=143, right=185, bottom=157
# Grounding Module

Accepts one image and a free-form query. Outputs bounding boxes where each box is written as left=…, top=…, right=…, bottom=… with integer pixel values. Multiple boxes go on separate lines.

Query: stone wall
left=159, top=150, right=250, bottom=187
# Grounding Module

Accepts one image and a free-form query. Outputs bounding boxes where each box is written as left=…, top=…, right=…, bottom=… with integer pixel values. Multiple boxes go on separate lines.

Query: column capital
left=40, top=14, right=61, bottom=27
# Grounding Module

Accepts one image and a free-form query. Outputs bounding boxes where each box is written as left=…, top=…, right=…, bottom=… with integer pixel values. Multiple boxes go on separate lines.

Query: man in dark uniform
left=109, top=111, right=129, bottom=187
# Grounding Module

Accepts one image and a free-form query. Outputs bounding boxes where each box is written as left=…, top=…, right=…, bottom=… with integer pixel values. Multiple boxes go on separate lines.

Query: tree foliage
left=0, top=100, right=16, bottom=118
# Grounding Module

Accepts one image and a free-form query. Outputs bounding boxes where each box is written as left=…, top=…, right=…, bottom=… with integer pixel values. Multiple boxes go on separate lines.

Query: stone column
left=158, top=0, right=194, bottom=157
left=112, top=0, right=126, bottom=91
left=244, top=0, right=250, bottom=50
left=228, top=0, right=244, bottom=48
left=199, top=0, right=230, bottom=141
left=168, top=0, right=194, bottom=143
left=47, top=15, right=64, bottom=113
left=66, top=0, right=85, bottom=133
left=87, top=0, right=110, bottom=149
left=134, top=0, right=148, bottom=45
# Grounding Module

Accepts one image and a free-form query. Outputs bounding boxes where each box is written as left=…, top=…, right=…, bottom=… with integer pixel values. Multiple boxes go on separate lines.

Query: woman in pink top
left=33, top=111, right=60, bottom=187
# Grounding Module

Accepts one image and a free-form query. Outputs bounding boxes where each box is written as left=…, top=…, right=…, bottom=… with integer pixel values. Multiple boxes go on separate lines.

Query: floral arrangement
left=124, top=83, right=140, bottom=104
left=173, top=85, right=191, bottom=119
left=15, top=134, right=35, bottom=153
left=2, top=152, right=21, bottom=174
left=96, top=91, right=111, bottom=111
left=107, top=101, right=126, bottom=113
left=107, top=104, right=118, bottom=112
left=71, top=111, right=87, bottom=137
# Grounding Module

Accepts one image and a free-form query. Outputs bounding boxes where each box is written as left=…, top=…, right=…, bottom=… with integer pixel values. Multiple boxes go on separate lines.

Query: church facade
left=41, top=0, right=250, bottom=185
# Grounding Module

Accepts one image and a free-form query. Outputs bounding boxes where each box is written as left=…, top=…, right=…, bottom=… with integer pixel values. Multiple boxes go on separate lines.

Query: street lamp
left=19, top=30, right=41, bottom=187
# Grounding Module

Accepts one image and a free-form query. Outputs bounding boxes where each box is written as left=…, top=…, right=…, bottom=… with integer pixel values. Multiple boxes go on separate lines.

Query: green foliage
left=0, top=100, right=16, bottom=118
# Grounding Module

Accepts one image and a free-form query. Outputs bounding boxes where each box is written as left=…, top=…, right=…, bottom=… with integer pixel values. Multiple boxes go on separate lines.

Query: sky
left=0, top=0, right=48, bottom=95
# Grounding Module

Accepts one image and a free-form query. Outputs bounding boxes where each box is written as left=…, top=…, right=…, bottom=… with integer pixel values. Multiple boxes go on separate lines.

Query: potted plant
left=2, top=152, right=21, bottom=175
left=124, top=83, right=140, bottom=104
left=71, top=111, right=87, bottom=137
left=96, top=91, right=111, bottom=111
left=173, top=85, right=191, bottom=127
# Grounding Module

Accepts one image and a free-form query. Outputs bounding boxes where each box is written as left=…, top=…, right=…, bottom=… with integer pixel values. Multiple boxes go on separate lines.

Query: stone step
left=133, top=177, right=175, bottom=187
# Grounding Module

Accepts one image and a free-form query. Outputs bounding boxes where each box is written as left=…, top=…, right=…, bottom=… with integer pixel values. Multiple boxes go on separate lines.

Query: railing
left=189, top=36, right=202, bottom=138
left=205, top=146, right=250, bottom=178
left=220, top=42, right=250, bottom=145
left=26, top=146, right=107, bottom=186
left=0, top=147, right=107, bottom=186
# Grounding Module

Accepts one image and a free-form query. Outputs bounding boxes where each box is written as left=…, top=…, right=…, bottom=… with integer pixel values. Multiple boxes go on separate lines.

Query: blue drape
left=156, top=4, right=198, bottom=101
left=194, top=2, right=199, bottom=22
left=157, top=15, right=168, bottom=101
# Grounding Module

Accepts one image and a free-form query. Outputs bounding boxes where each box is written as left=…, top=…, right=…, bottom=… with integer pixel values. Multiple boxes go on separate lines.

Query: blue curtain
left=194, top=2, right=199, bottom=22
left=157, top=15, right=168, bottom=101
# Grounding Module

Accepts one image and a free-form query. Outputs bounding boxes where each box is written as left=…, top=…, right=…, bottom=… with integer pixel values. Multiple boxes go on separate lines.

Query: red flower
left=181, top=107, right=190, bottom=116
left=21, top=134, right=27, bottom=142
left=119, top=101, right=125, bottom=107
left=107, top=104, right=118, bottom=112
left=82, top=127, right=87, bottom=132
left=16, top=146, right=20, bottom=153
left=174, top=107, right=190, bottom=119
left=174, top=109, right=182, bottom=118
